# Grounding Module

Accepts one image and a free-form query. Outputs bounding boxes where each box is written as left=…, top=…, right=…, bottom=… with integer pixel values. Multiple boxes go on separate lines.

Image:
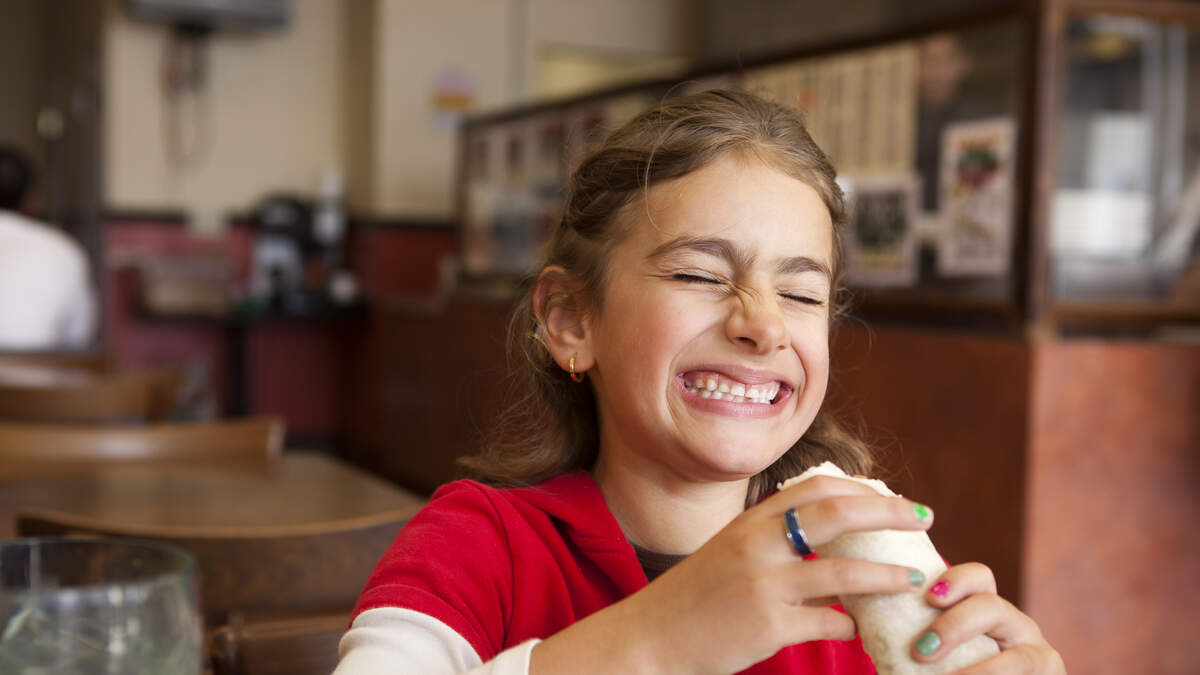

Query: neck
left=592, top=451, right=749, bottom=555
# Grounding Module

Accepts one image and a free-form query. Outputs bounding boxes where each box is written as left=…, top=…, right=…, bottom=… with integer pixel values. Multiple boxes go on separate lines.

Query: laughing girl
left=335, top=89, right=1064, bottom=675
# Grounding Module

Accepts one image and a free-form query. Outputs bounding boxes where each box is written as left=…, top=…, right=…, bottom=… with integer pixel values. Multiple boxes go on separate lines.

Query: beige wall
left=103, top=0, right=346, bottom=228
left=370, top=0, right=516, bottom=220
left=102, top=0, right=693, bottom=223
left=525, top=0, right=692, bottom=71
left=359, top=0, right=693, bottom=219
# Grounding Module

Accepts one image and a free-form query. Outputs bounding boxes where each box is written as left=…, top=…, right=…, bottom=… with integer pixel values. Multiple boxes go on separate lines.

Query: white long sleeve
left=334, top=606, right=539, bottom=675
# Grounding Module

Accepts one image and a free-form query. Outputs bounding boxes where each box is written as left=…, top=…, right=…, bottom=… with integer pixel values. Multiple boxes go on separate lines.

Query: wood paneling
left=349, top=310, right=1034, bottom=609
left=828, top=323, right=1031, bottom=604
left=348, top=225, right=456, bottom=299
left=1025, top=339, right=1200, bottom=675
left=343, top=299, right=514, bottom=495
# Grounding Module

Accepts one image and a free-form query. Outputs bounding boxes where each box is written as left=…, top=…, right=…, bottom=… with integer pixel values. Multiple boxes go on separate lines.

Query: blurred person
left=0, top=144, right=96, bottom=350
left=916, top=32, right=973, bottom=211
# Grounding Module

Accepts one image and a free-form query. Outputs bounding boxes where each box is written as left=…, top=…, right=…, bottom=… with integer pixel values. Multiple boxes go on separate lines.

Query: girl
left=335, top=89, right=1064, bottom=675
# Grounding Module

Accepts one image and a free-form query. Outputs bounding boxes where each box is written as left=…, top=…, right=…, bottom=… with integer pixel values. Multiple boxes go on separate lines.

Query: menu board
left=742, top=43, right=918, bottom=177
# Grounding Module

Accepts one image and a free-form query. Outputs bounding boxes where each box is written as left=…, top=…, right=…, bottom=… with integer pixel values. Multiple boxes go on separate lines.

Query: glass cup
left=0, top=538, right=202, bottom=674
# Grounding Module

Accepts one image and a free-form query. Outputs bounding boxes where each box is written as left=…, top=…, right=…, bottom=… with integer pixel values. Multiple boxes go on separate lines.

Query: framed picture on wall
left=937, top=117, right=1016, bottom=277
left=843, top=174, right=921, bottom=287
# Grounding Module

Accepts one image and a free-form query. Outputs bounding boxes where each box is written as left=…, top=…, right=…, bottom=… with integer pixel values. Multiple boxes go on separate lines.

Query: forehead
left=625, top=152, right=834, bottom=263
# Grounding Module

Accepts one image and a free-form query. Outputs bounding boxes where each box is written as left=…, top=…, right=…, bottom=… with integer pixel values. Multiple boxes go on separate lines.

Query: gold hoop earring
left=568, top=354, right=585, bottom=383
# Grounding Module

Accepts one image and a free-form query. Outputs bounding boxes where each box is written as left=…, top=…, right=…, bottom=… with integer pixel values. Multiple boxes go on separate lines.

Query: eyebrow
left=647, top=235, right=832, bottom=280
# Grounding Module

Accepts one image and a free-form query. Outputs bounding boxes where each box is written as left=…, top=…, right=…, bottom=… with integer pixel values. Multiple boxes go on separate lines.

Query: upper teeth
left=684, top=372, right=780, bottom=404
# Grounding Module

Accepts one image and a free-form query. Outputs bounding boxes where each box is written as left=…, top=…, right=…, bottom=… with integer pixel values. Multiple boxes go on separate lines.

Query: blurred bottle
left=313, top=168, right=345, bottom=250
left=312, top=168, right=358, bottom=305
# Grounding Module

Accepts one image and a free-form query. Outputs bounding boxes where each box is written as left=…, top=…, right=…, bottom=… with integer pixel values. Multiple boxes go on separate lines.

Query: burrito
left=779, top=462, right=999, bottom=675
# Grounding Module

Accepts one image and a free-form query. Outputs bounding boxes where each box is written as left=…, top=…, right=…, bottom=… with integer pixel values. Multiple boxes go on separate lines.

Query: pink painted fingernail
left=929, top=580, right=950, bottom=598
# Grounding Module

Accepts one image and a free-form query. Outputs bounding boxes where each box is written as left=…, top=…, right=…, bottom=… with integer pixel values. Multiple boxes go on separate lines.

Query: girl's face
left=584, top=152, right=834, bottom=484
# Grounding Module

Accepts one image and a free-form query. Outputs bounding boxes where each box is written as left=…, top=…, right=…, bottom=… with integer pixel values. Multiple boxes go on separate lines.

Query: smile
left=677, top=370, right=791, bottom=406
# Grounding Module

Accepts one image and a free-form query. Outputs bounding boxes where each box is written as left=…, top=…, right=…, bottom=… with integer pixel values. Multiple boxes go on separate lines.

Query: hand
left=532, top=475, right=937, bottom=675
left=913, top=563, right=1066, bottom=674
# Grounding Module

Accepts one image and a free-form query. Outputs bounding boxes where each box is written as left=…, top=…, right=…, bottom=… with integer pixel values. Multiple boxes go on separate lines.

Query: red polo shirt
left=353, top=470, right=876, bottom=674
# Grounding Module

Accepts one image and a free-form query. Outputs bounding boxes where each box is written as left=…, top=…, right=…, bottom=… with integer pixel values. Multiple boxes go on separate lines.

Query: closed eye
left=672, top=272, right=721, bottom=284
left=780, top=293, right=825, bottom=306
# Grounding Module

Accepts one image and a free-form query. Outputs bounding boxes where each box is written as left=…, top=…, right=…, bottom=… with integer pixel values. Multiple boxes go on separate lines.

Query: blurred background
left=0, top=0, right=1197, bottom=673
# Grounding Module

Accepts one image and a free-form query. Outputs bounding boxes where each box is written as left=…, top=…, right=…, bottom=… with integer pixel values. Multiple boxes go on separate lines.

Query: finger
left=780, top=557, right=926, bottom=605
left=925, top=562, right=997, bottom=608
left=952, top=644, right=1065, bottom=675
left=911, top=593, right=1043, bottom=664
left=782, top=605, right=858, bottom=644
left=801, top=594, right=841, bottom=607
left=789, top=495, right=933, bottom=548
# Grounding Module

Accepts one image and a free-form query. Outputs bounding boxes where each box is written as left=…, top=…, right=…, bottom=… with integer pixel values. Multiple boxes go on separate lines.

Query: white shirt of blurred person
left=0, top=145, right=96, bottom=350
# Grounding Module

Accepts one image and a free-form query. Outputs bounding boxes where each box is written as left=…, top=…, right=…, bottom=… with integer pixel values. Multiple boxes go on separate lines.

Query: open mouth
left=678, top=370, right=792, bottom=406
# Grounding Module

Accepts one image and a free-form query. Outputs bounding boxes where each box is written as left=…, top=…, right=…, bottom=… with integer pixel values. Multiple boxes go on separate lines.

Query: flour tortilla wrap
left=779, top=462, right=1000, bottom=674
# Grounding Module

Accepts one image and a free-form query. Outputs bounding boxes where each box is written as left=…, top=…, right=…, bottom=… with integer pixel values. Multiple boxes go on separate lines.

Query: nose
left=725, top=292, right=787, bottom=354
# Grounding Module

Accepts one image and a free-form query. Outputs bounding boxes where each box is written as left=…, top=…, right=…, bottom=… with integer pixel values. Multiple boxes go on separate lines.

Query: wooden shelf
left=847, top=287, right=1021, bottom=330
left=1051, top=299, right=1200, bottom=328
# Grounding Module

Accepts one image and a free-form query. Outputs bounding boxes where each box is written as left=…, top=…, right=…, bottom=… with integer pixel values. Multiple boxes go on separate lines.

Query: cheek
left=594, top=293, right=684, bottom=380
left=806, top=353, right=830, bottom=400
left=620, top=310, right=695, bottom=384
left=795, top=324, right=831, bottom=393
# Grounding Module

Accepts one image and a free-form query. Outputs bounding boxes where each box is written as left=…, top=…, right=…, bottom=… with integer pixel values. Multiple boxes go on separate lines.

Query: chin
left=690, top=442, right=786, bottom=481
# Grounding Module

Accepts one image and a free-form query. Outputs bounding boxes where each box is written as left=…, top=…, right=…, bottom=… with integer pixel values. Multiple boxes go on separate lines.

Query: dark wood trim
left=102, top=208, right=189, bottom=225
left=1063, top=0, right=1200, bottom=25
left=103, top=209, right=455, bottom=231
left=347, top=215, right=456, bottom=231
left=462, top=3, right=1024, bottom=129
left=1010, top=0, right=1044, bottom=330
left=1052, top=300, right=1200, bottom=327
left=847, top=290, right=1024, bottom=333
left=1027, top=0, right=1067, bottom=334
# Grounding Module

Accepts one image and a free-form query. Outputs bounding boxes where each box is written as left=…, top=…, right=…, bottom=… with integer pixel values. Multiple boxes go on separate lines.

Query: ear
left=533, top=266, right=594, bottom=374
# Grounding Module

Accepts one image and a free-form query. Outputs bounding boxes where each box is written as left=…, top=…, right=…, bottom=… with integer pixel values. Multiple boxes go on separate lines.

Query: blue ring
left=783, top=508, right=812, bottom=556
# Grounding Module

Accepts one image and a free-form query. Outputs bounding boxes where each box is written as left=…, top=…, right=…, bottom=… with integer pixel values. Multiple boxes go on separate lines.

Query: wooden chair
left=0, top=367, right=182, bottom=424
left=210, top=609, right=349, bottom=675
left=0, top=351, right=113, bottom=374
left=0, top=352, right=112, bottom=388
left=0, top=417, right=284, bottom=480
left=16, top=508, right=417, bottom=628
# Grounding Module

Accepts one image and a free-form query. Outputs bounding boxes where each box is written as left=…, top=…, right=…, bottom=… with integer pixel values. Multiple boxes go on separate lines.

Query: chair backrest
left=0, top=367, right=182, bottom=424
left=0, top=352, right=113, bottom=374
left=211, top=610, right=348, bottom=675
left=17, top=507, right=417, bottom=627
left=0, top=417, right=285, bottom=480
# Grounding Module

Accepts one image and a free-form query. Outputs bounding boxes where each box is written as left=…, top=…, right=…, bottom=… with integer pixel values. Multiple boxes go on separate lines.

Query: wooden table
left=0, top=451, right=426, bottom=538
left=2, top=451, right=430, bottom=673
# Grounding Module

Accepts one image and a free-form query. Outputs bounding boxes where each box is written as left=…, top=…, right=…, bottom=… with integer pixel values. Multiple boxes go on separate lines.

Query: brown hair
left=458, top=89, right=871, bottom=505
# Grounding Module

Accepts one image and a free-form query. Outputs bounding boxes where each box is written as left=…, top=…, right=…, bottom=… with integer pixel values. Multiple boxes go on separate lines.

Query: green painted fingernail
left=908, top=568, right=925, bottom=586
left=915, top=631, right=942, bottom=657
left=914, top=503, right=932, bottom=521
